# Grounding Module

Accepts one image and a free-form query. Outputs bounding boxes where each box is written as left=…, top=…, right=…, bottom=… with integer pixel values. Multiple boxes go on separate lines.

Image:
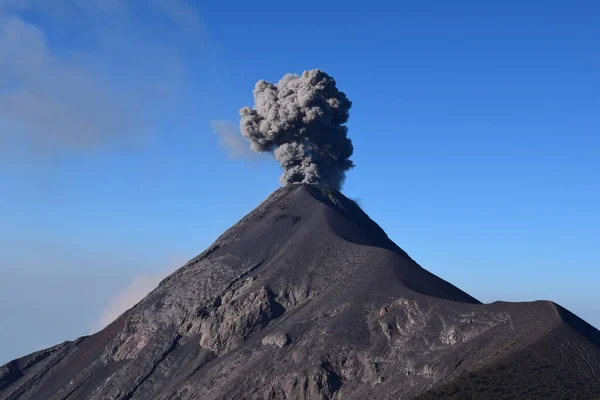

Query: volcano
left=2, top=184, right=599, bottom=399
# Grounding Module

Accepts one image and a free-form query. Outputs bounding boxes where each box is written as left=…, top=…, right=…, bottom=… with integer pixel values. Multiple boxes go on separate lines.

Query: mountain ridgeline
left=1, top=184, right=599, bottom=399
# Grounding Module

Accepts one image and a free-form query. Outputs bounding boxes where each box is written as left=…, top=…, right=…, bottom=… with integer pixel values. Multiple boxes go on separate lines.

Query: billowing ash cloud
left=239, top=69, right=354, bottom=190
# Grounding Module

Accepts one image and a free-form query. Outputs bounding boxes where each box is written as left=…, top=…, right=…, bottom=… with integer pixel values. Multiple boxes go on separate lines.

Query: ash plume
left=239, top=69, right=354, bottom=190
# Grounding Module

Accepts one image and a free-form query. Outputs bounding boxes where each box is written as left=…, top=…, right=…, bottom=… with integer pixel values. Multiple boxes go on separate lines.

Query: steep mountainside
left=2, top=184, right=599, bottom=400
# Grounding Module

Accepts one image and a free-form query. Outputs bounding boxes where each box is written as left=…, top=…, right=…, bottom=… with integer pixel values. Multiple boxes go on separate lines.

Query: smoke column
left=239, top=69, right=354, bottom=190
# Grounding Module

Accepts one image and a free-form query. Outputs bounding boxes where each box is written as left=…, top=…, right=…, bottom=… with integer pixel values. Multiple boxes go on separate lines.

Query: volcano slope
left=2, top=184, right=600, bottom=400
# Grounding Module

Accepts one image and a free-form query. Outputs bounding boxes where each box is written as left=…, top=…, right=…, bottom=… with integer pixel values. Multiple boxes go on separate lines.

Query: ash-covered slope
left=2, top=184, right=599, bottom=400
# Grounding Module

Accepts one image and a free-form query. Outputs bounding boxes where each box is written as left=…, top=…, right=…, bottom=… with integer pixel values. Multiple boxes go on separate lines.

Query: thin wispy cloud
left=151, top=0, right=206, bottom=37
left=0, top=0, right=205, bottom=160
left=0, top=13, right=132, bottom=152
left=211, top=120, right=262, bottom=160
left=93, top=271, right=168, bottom=331
left=92, top=255, right=189, bottom=332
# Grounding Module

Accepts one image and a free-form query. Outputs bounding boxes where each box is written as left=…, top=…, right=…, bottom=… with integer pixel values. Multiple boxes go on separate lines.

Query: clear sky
left=1, top=0, right=599, bottom=364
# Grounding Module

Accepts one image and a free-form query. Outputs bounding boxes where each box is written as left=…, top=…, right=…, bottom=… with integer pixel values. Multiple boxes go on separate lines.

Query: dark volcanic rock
left=2, top=184, right=599, bottom=400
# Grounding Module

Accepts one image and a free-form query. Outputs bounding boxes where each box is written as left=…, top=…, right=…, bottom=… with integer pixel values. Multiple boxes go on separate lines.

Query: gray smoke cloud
left=239, top=69, right=354, bottom=190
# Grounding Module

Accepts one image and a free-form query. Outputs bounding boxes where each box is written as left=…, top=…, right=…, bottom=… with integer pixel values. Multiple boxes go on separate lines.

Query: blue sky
left=1, top=0, right=599, bottom=363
